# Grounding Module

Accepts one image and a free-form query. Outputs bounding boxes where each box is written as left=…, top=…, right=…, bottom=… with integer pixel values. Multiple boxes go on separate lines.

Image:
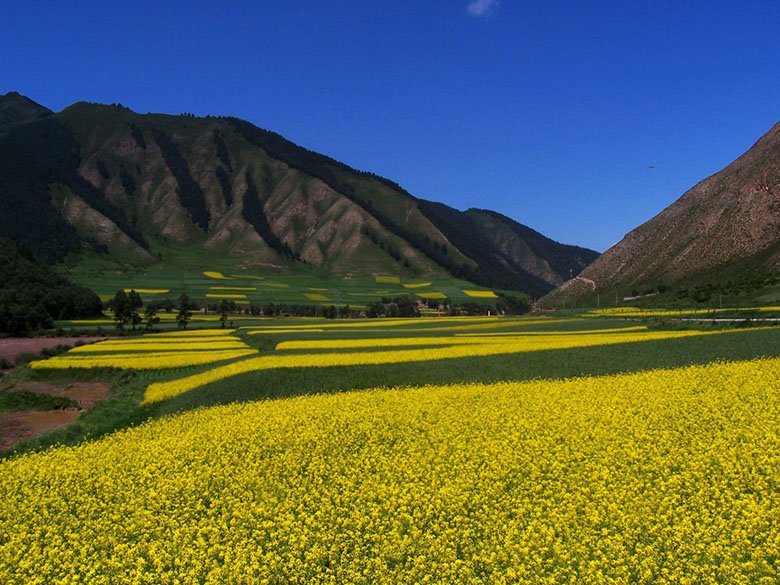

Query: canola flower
left=204, top=293, right=247, bottom=299
left=462, top=289, right=498, bottom=298
left=155, top=329, right=240, bottom=336
left=68, top=341, right=249, bottom=353
left=241, top=316, right=501, bottom=333
left=375, top=275, right=401, bottom=284
left=144, top=328, right=719, bottom=403
left=202, top=271, right=231, bottom=279
left=274, top=327, right=653, bottom=350
left=31, top=329, right=256, bottom=370
left=402, top=282, right=432, bottom=288
left=304, top=293, right=330, bottom=301
left=31, top=349, right=257, bottom=370
left=3, top=358, right=780, bottom=584
left=209, top=286, right=257, bottom=291
left=122, top=288, right=170, bottom=294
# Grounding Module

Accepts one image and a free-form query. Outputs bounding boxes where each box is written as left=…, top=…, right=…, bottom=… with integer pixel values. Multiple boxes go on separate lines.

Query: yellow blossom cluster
left=586, top=306, right=780, bottom=318
left=462, top=289, right=498, bottom=298
left=30, top=330, right=256, bottom=371
left=3, top=358, right=779, bottom=584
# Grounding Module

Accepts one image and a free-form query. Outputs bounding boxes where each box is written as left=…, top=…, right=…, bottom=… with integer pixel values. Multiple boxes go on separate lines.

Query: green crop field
left=56, top=245, right=507, bottom=310
left=3, top=314, right=780, bottom=583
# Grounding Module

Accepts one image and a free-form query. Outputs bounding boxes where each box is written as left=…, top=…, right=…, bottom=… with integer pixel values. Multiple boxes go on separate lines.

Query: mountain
left=0, top=91, right=52, bottom=134
left=540, top=119, right=780, bottom=307
left=0, top=92, right=597, bottom=297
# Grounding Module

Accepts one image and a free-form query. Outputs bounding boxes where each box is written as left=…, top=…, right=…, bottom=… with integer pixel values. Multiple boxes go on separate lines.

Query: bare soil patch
left=0, top=381, right=111, bottom=452
left=0, top=410, right=80, bottom=451
left=0, top=336, right=110, bottom=363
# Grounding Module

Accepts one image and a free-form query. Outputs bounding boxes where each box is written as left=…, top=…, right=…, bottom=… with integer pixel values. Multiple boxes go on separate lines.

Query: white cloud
left=467, top=0, right=499, bottom=17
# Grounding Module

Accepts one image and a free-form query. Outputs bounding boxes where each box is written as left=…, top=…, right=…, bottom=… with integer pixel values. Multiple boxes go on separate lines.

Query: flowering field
left=2, top=357, right=780, bottom=584
left=4, top=316, right=780, bottom=583
left=30, top=329, right=256, bottom=370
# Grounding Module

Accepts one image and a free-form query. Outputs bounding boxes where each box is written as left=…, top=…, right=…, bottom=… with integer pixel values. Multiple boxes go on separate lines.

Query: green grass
left=0, top=389, right=79, bottom=412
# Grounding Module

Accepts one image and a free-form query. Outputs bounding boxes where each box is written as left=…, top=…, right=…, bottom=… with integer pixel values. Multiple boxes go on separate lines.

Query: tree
left=396, top=297, right=418, bottom=318
left=177, top=293, right=192, bottom=329
left=112, top=290, right=130, bottom=330
left=366, top=301, right=383, bottom=318
left=127, top=290, right=143, bottom=331
left=218, top=299, right=230, bottom=328
left=144, top=304, right=159, bottom=331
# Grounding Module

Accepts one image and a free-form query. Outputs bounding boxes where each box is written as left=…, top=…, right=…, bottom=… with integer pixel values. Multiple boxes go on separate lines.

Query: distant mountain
left=0, top=92, right=598, bottom=296
left=540, top=119, right=780, bottom=307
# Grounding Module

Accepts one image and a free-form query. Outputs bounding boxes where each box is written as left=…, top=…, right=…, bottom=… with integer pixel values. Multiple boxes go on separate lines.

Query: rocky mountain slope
left=0, top=92, right=598, bottom=297
left=540, top=119, right=780, bottom=306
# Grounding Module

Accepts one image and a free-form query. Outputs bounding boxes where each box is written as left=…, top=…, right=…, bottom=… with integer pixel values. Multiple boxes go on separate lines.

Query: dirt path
left=0, top=381, right=111, bottom=452
left=0, top=337, right=110, bottom=363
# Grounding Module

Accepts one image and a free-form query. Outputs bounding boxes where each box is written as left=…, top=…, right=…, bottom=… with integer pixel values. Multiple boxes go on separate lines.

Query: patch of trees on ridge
left=0, top=238, right=102, bottom=335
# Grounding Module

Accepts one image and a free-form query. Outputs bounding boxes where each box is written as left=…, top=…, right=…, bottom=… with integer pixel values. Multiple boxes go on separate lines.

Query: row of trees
left=106, top=289, right=533, bottom=332
left=109, top=290, right=193, bottom=330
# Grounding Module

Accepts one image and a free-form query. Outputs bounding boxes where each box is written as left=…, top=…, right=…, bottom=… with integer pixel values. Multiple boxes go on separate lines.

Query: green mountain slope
left=0, top=94, right=598, bottom=296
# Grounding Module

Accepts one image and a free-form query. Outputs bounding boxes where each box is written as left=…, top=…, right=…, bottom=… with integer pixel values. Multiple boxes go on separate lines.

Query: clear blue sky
left=3, top=1, right=779, bottom=252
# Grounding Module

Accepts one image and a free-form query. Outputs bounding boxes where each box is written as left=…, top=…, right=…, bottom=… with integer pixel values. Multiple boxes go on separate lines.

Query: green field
left=56, top=245, right=509, bottom=311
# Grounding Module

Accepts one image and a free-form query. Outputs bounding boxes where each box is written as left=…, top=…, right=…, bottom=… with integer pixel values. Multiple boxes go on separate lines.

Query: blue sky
left=2, top=1, right=779, bottom=252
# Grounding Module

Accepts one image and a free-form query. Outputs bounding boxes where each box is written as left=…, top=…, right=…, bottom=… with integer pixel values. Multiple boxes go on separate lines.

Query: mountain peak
left=0, top=92, right=53, bottom=134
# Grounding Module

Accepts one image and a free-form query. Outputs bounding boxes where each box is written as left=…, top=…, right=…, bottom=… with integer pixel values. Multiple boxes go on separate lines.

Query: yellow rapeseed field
left=31, top=330, right=257, bottom=370
left=123, top=288, right=170, bottom=294
left=304, top=293, right=330, bottom=301
left=375, top=275, right=401, bottom=284
left=462, top=290, right=498, bottom=298
left=2, top=358, right=779, bottom=584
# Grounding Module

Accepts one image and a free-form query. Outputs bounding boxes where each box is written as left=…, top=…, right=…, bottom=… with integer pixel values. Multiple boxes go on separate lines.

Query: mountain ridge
left=0, top=92, right=598, bottom=297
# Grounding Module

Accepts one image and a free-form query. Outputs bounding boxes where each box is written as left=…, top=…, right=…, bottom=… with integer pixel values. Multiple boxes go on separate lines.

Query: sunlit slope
left=541, top=118, right=780, bottom=307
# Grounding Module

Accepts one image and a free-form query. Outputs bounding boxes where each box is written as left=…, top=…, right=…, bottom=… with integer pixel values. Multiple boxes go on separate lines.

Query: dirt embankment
left=0, top=337, right=110, bottom=364
left=0, top=381, right=111, bottom=452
